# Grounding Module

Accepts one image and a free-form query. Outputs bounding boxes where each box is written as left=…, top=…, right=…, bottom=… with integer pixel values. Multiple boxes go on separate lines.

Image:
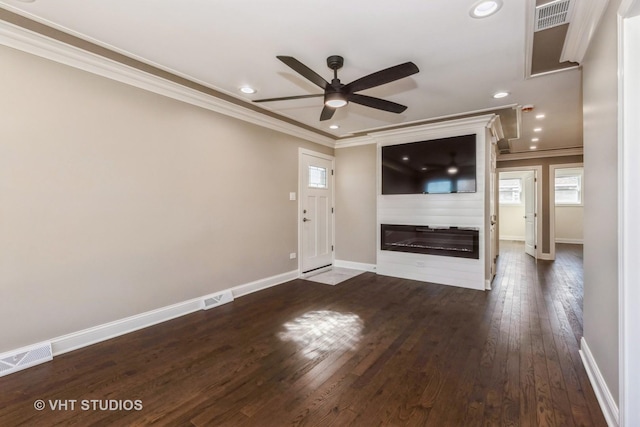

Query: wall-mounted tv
left=381, top=134, right=476, bottom=195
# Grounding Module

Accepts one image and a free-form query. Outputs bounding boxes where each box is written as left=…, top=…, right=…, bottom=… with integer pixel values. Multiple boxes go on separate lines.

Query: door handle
left=303, top=218, right=311, bottom=222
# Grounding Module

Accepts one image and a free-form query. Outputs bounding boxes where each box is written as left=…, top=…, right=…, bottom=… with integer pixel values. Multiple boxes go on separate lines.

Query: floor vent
left=201, top=290, right=234, bottom=310
left=0, top=342, right=53, bottom=377
left=535, top=0, right=573, bottom=31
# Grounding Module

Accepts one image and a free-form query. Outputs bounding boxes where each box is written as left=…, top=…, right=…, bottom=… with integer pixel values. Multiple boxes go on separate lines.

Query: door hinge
left=331, top=245, right=334, bottom=251
left=535, top=245, right=537, bottom=249
left=331, top=169, right=334, bottom=176
left=331, top=207, right=334, bottom=214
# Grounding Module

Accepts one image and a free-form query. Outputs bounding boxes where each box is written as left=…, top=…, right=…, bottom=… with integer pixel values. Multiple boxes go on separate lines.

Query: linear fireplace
left=381, top=224, right=479, bottom=259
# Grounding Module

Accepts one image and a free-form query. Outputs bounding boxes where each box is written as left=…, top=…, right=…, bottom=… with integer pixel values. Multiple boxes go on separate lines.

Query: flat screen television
left=381, top=134, right=476, bottom=194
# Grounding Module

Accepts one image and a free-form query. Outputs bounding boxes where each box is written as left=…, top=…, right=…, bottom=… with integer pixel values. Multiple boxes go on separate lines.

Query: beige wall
left=499, top=204, right=525, bottom=240
left=581, top=0, right=622, bottom=405
left=555, top=205, right=583, bottom=243
left=0, top=45, right=332, bottom=352
left=335, top=144, right=377, bottom=264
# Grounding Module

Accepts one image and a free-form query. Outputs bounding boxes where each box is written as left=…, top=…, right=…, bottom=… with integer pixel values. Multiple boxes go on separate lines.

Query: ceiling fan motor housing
left=327, top=55, right=344, bottom=70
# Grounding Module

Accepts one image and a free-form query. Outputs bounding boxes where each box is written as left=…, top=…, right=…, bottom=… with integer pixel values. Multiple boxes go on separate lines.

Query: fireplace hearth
left=381, top=224, right=479, bottom=259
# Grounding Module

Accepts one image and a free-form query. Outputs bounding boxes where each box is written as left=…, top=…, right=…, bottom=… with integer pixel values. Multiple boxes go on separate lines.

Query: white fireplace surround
left=374, top=115, right=500, bottom=291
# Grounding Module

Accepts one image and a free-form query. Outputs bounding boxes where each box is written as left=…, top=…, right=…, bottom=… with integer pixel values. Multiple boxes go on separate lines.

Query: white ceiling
left=0, top=0, right=583, bottom=152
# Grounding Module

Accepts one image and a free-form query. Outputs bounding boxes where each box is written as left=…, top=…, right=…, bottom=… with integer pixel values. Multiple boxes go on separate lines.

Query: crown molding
left=335, top=114, right=499, bottom=149
left=497, top=146, right=583, bottom=161
left=334, top=135, right=375, bottom=149
left=561, top=0, right=610, bottom=64
left=0, top=19, right=335, bottom=148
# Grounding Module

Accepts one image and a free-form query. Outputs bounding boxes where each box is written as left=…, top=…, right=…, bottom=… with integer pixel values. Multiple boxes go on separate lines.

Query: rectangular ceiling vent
left=201, top=290, right=234, bottom=310
left=535, top=0, right=573, bottom=32
left=0, top=342, right=53, bottom=377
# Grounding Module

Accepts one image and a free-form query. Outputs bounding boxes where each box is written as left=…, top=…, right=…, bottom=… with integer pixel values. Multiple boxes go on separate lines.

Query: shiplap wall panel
left=374, top=117, right=493, bottom=291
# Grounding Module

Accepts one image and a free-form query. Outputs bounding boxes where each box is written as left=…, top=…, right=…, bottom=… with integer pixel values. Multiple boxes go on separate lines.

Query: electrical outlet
left=290, top=253, right=297, bottom=259
left=289, top=192, right=296, bottom=201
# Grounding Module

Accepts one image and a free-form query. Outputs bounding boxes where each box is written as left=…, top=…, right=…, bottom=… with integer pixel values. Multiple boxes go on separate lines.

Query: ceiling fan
left=254, top=55, right=419, bottom=121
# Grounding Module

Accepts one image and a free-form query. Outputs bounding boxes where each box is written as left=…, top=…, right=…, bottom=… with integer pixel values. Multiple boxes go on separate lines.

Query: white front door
left=524, top=171, right=537, bottom=257
left=300, top=151, right=334, bottom=273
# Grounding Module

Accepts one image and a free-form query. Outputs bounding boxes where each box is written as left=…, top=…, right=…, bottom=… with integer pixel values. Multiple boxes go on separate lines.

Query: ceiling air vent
left=535, top=0, right=573, bottom=32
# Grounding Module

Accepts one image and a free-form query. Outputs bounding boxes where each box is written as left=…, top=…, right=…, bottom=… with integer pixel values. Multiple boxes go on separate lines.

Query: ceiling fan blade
left=253, top=94, right=323, bottom=103
left=277, top=56, right=329, bottom=90
left=320, top=106, right=336, bottom=121
left=349, top=94, right=408, bottom=113
left=344, top=62, right=419, bottom=93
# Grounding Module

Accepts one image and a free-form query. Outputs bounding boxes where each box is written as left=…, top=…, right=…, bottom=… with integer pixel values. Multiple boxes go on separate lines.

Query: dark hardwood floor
left=0, top=242, right=606, bottom=426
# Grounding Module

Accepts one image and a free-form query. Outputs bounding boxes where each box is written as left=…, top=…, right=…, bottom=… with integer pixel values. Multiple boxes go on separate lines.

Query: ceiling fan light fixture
left=324, top=92, right=348, bottom=108
left=447, top=165, right=459, bottom=175
left=470, top=0, right=502, bottom=18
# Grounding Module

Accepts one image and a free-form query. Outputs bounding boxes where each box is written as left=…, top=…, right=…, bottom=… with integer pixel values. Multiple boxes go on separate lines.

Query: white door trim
left=298, top=148, right=335, bottom=276
left=549, top=163, right=584, bottom=260
left=497, top=166, right=544, bottom=259
left=618, top=2, right=640, bottom=426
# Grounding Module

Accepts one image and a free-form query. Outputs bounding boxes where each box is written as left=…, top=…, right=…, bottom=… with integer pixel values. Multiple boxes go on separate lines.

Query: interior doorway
left=549, top=164, right=584, bottom=260
left=497, top=166, right=542, bottom=259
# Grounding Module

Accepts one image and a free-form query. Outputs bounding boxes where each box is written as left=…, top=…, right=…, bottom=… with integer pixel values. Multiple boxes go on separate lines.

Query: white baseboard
left=538, top=252, right=555, bottom=260
left=555, top=238, right=584, bottom=244
left=52, top=298, right=203, bottom=356
left=229, top=270, right=299, bottom=298
left=579, top=337, right=619, bottom=426
left=49, top=269, right=298, bottom=356
left=499, top=236, right=525, bottom=241
left=333, top=260, right=377, bottom=272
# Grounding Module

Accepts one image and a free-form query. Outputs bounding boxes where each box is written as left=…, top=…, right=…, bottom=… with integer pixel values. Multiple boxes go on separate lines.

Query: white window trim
left=554, top=167, right=584, bottom=207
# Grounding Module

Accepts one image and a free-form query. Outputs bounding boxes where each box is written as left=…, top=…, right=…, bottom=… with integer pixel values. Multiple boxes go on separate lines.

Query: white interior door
left=300, top=152, right=334, bottom=273
left=524, top=171, right=537, bottom=257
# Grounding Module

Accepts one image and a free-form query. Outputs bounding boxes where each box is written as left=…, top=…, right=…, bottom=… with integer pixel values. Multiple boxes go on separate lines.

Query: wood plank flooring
left=0, top=242, right=606, bottom=426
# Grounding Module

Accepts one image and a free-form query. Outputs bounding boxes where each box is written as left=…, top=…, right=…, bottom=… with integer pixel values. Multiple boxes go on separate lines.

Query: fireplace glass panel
left=381, top=224, right=479, bottom=259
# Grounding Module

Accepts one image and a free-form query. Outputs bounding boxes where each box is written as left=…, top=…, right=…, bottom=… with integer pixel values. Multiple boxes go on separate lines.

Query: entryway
left=299, top=149, right=335, bottom=275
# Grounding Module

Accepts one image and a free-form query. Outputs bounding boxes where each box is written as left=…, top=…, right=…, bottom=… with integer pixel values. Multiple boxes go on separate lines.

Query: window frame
left=498, top=177, right=523, bottom=205
left=554, top=167, right=584, bottom=207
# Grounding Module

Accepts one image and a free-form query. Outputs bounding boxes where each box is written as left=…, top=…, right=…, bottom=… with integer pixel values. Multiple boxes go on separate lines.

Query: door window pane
left=309, top=166, right=328, bottom=189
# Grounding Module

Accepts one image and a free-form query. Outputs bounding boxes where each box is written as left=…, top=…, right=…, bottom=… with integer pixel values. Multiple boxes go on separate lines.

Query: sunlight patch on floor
left=277, top=310, right=363, bottom=359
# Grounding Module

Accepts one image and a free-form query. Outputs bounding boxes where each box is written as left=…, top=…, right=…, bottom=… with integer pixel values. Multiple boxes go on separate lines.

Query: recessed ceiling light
left=533, top=127, right=542, bottom=132
left=493, top=91, right=509, bottom=99
left=239, top=86, right=256, bottom=94
left=530, top=146, right=538, bottom=150
left=329, top=124, right=339, bottom=130
left=470, top=0, right=503, bottom=18
left=531, top=138, right=539, bottom=142
left=536, top=114, right=546, bottom=119
left=421, top=166, right=428, bottom=171
left=402, top=156, right=410, bottom=161
left=15, top=0, right=36, bottom=2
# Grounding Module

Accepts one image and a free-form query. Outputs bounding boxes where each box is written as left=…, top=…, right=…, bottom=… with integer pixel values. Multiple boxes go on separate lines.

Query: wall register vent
left=535, top=0, right=573, bottom=31
left=202, top=290, right=234, bottom=310
left=0, top=342, right=53, bottom=377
